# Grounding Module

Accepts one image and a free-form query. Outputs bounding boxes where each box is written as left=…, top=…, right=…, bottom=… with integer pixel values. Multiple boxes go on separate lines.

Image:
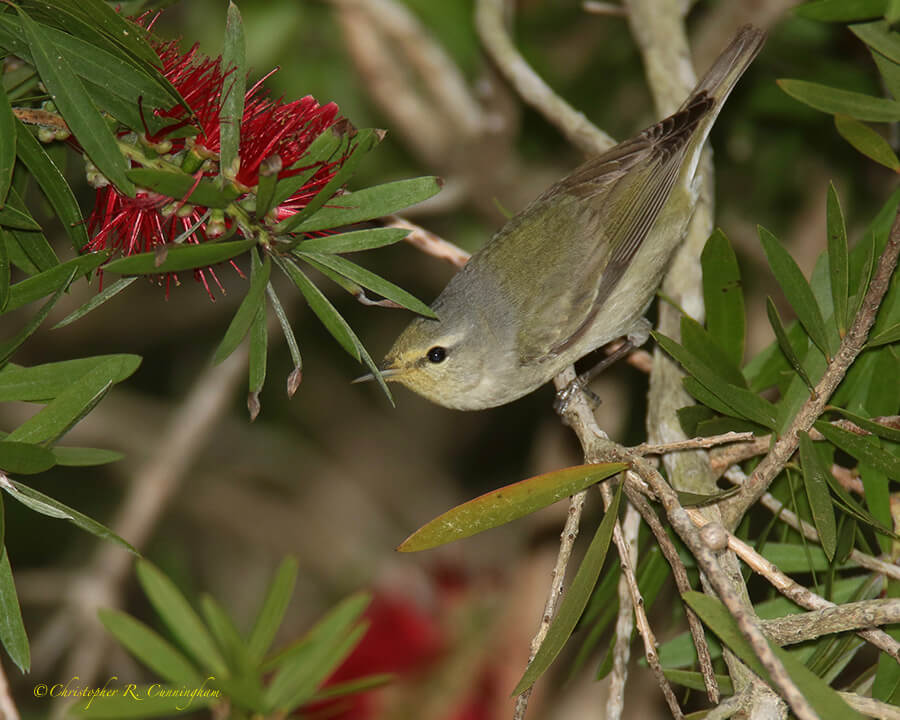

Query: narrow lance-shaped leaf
left=6, top=355, right=141, bottom=445
left=653, top=331, right=779, bottom=429
left=0, top=441, right=55, bottom=474
left=850, top=20, right=900, bottom=64
left=798, top=431, right=838, bottom=561
left=52, top=277, right=137, bottom=329
left=4, top=252, right=108, bottom=312
left=214, top=249, right=271, bottom=364
left=826, top=407, right=900, bottom=442
left=271, top=127, right=344, bottom=209
left=680, top=315, right=746, bottom=387
left=700, top=229, right=745, bottom=366
left=835, top=114, right=900, bottom=172
left=247, top=304, right=267, bottom=421
left=815, top=421, right=900, bottom=484
left=0, top=85, right=15, bottom=207
left=512, top=483, right=623, bottom=696
left=124, top=168, right=240, bottom=209
left=289, top=177, right=443, bottom=233
left=135, top=560, right=227, bottom=676
left=399, top=463, right=627, bottom=552
left=1, top=479, right=136, bottom=552
left=0, top=354, right=140, bottom=403
left=266, top=284, right=302, bottom=387
left=766, top=297, right=814, bottom=391
left=872, top=49, right=900, bottom=100
left=0, top=237, right=8, bottom=312
left=778, top=78, right=900, bottom=122
left=14, top=121, right=89, bottom=252
left=219, top=1, right=246, bottom=183
left=298, top=251, right=436, bottom=318
left=98, top=609, right=201, bottom=685
left=826, top=183, right=851, bottom=339
left=52, top=447, right=123, bottom=467
left=793, top=0, right=887, bottom=22
left=758, top=225, right=834, bottom=359
left=103, top=239, right=256, bottom=275
left=16, top=7, right=133, bottom=194
left=248, top=556, right=298, bottom=663
left=0, top=547, right=28, bottom=672
left=298, top=227, right=410, bottom=254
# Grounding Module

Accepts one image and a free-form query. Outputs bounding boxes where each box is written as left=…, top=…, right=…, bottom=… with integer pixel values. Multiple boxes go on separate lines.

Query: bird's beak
left=352, top=363, right=403, bottom=384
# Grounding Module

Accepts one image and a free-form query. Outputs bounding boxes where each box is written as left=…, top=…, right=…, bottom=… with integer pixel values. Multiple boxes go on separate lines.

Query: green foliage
left=75, top=559, right=378, bottom=717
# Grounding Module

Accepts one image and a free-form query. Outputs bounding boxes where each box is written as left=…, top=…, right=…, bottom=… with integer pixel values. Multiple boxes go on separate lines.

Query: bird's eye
left=426, top=346, right=448, bottom=364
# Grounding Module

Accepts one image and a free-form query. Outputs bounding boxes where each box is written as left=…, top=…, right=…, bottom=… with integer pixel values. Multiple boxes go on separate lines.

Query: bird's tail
left=688, top=24, right=766, bottom=110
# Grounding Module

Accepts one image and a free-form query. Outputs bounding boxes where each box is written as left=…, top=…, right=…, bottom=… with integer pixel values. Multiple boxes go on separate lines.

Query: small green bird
left=372, top=25, right=765, bottom=410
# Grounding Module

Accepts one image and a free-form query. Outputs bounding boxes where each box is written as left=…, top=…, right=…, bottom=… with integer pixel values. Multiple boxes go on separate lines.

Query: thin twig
left=624, top=481, right=719, bottom=702
left=633, top=431, right=756, bottom=456
left=837, top=692, right=900, bottom=720
left=686, top=510, right=900, bottom=662
left=512, top=490, right=588, bottom=720
left=384, top=215, right=471, bottom=268
left=607, top=503, right=638, bottom=720
left=475, top=0, right=613, bottom=156
left=761, top=599, right=900, bottom=646
left=721, top=207, right=900, bottom=528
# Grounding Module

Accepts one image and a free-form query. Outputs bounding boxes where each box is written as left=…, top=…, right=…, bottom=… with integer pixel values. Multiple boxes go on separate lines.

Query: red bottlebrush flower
left=84, top=22, right=347, bottom=297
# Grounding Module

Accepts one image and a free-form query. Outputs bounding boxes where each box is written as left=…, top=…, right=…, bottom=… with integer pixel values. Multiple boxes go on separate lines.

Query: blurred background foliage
left=5, top=0, right=898, bottom=717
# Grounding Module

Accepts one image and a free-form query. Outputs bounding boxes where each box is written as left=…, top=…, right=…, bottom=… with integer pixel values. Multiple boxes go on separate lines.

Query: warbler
left=368, top=26, right=765, bottom=410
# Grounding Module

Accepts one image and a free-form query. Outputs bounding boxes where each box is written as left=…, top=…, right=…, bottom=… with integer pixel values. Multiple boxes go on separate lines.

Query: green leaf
left=7, top=355, right=140, bottom=444
left=0, top=271, right=73, bottom=366
left=700, top=229, right=745, bottom=366
left=248, top=556, right=298, bottom=663
left=270, top=126, right=344, bottom=209
left=778, top=78, right=900, bottom=121
left=200, top=595, right=254, bottom=677
left=103, top=239, right=255, bottom=275
left=98, top=609, right=200, bottom=684
left=0, top=205, right=41, bottom=230
left=0, top=548, right=28, bottom=673
left=872, top=49, right=900, bottom=100
left=0, top=86, right=14, bottom=207
left=264, top=593, right=370, bottom=710
left=2, top=479, right=136, bottom=552
left=834, top=114, right=900, bottom=171
left=826, top=183, right=851, bottom=338
left=399, top=463, right=627, bottom=552
left=654, top=332, right=778, bottom=429
left=248, top=305, right=267, bottom=407
left=868, top=322, right=900, bottom=345
left=309, top=673, right=393, bottom=702
left=680, top=315, right=746, bottom=387
left=17, top=8, right=133, bottom=194
left=0, top=441, right=55, bottom=474
left=52, top=277, right=137, bottom=329
left=850, top=20, right=900, bottom=63
left=287, top=177, right=443, bottom=233
left=683, top=592, right=863, bottom=720
left=135, top=560, right=227, bottom=675
left=298, top=251, right=436, bottom=318
left=512, top=483, right=622, bottom=696
left=14, top=120, right=89, bottom=253
left=213, top=250, right=270, bottom=364
left=0, top=354, right=139, bottom=402
left=275, top=129, right=383, bottom=233
left=125, top=168, right=240, bottom=209
left=798, top=432, right=838, bottom=561
left=266, top=284, right=302, bottom=375
left=759, top=225, right=834, bottom=358
left=297, top=227, right=411, bottom=254
left=794, top=0, right=887, bottom=21
left=663, top=669, right=733, bottom=696
left=0, top=236, right=8, bottom=312
left=52, top=447, right=123, bottom=466
left=816, top=421, right=900, bottom=481
left=219, top=1, right=246, bottom=183
left=5, top=252, right=108, bottom=312
left=766, top=297, right=815, bottom=391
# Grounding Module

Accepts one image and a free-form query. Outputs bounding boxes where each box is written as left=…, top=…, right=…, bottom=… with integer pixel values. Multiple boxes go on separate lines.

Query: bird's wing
left=513, top=92, right=715, bottom=365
